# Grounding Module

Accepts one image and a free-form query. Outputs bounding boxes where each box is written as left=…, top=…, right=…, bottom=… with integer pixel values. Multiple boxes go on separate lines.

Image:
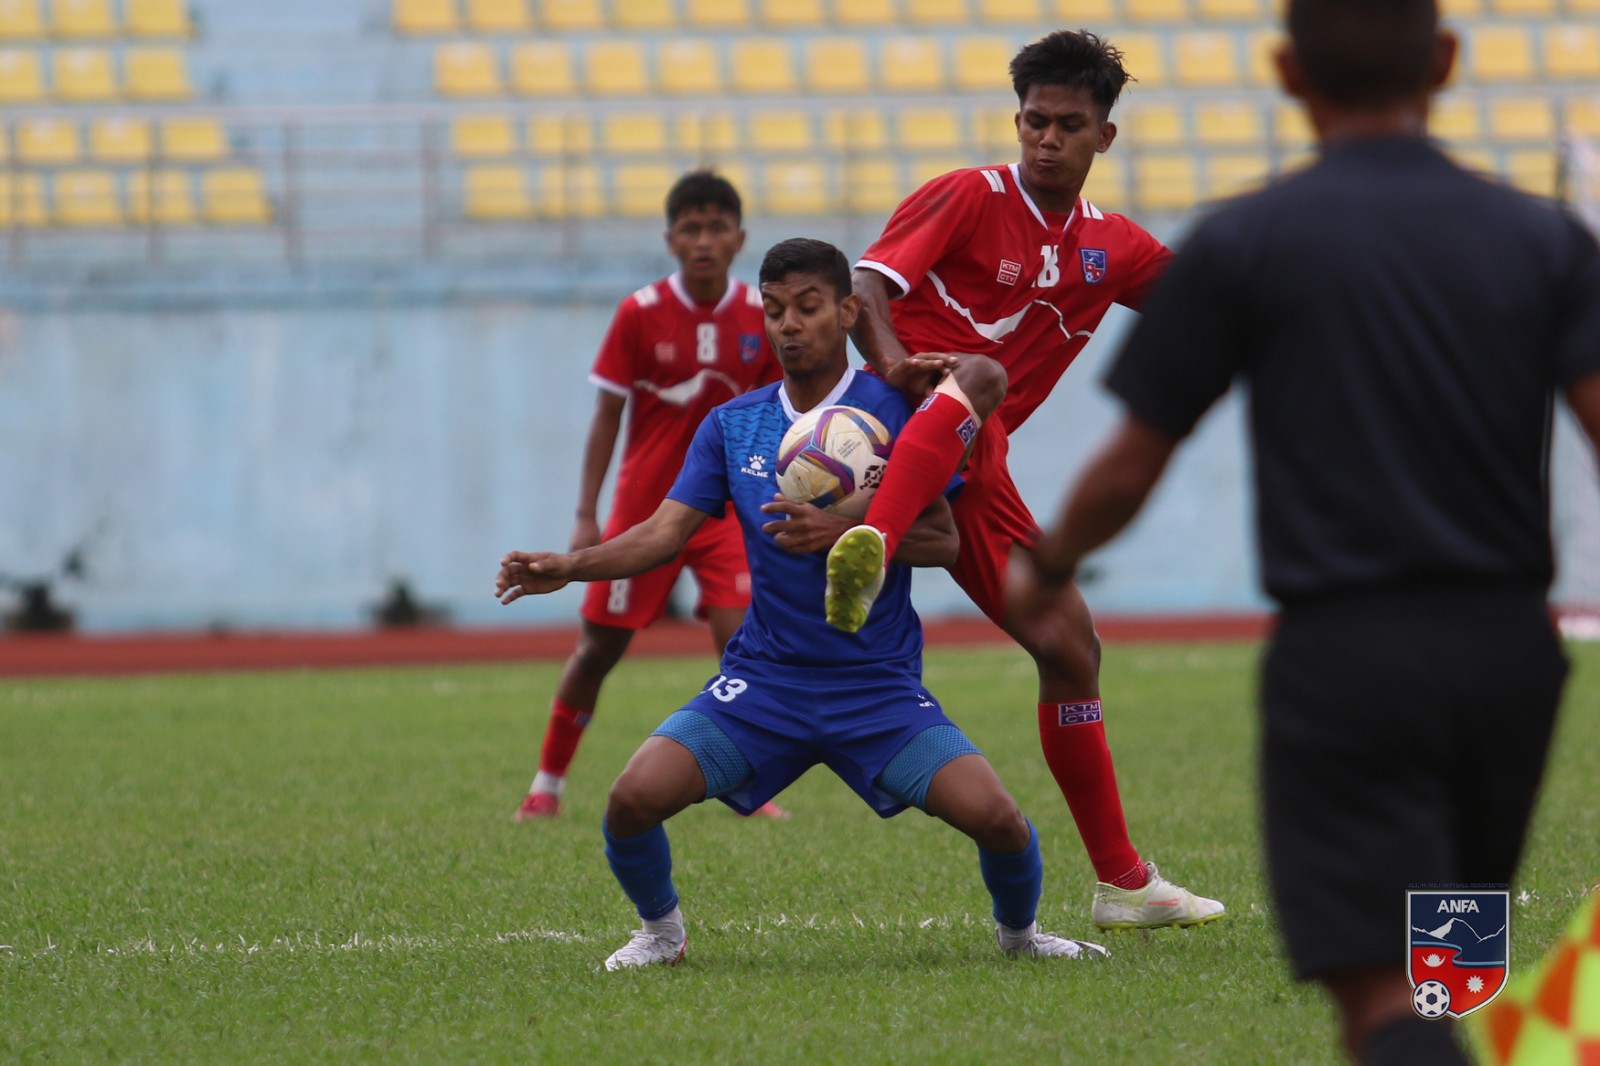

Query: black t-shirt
left=1108, top=136, right=1600, bottom=603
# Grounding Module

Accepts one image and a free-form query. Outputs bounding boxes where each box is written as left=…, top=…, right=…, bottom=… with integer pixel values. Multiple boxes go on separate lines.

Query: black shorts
left=1260, top=581, right=1566, bottom=981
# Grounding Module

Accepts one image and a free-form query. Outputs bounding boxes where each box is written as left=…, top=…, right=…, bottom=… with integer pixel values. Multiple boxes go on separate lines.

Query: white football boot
left=1091, top=861, right=1226, bottom=931
left=825, top=525, right=887, bottom=633
left=603, top=909, right=688, bottom=971
left=997, top=922, right=1110, bottom=960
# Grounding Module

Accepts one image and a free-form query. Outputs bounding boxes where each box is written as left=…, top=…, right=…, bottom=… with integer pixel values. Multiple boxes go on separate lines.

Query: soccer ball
left=775, top=404, right=893, bottom=519
left=1414, top=980, right=1452, bottom=1019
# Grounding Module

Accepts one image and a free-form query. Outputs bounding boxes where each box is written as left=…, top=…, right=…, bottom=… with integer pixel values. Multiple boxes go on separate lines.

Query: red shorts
left=948, top=419, right=1041, bottom=626
left=580, top=508, right=751, bottom=631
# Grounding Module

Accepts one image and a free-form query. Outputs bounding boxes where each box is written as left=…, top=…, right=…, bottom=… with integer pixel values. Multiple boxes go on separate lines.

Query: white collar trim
left=1008, top=163, right=1078, bottom=232
left=780, top=366, right=857, bottom=423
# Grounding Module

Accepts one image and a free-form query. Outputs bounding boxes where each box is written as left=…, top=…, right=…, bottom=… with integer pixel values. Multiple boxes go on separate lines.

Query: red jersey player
left=516, top=171, right=785, bottom=821
left=825, top=32, right=1224, bottom=929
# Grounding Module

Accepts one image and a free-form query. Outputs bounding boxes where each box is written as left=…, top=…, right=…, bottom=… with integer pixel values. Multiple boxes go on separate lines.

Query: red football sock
left=1036, top=700, right=1145, bottom=885
left=538, top=698, right=594, bottom=778
left=863, top=392, right=977, bottom=558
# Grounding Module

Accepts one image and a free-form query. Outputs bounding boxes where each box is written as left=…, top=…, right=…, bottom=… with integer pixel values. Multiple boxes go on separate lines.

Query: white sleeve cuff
left=854, top=259, right=914, bottom=301
left=588, top=373, right=631, bottom=398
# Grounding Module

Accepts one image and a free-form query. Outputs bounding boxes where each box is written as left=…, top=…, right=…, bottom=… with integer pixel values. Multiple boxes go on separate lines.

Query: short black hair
left=1009, top=30, right=1131, bottom=119
left=1287, top=0, right=1439, bottom=107
left=665, top=168, right=742, bottom=225
left=758, top=238, right=852, bottom=300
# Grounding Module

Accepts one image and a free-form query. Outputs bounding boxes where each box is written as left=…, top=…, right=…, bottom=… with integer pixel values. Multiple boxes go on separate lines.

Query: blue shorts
left=652, top=666, right=980, bottom=818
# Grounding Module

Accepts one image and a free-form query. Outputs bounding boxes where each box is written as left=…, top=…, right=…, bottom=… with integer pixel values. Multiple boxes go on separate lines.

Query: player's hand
left=496, top=551, right=574, bottom=603
left=885, top=352, right=960, bottom=401
left=1003, top=550, right=1081, bottom=654
left=569, top=517, right=601, bottom=553
left=760, top=495, right=854, bottom=554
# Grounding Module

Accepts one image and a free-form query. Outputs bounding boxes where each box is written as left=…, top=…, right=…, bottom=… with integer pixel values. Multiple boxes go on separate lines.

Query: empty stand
left=905, top=0, right=967, bottom=25
left=832, top=0, right=896, bottom=28
left=451, top=113, right=517, bottom=156
left=584, top=40, right=650, bottom=96
left=510, top=41, right=574, bottom=95
left=880, top=36, right=943, bottom=92
left=54, top=168, right=119, bottom=225
left=393, top=0, right=458, bottom=33
left=536, top=164, right=605, bottom=218
left=127, top=168, right=195, bottom=224
left=1133, top=153, right=1198, bottom=211
left=540, top=0, right=602, bottom=30
left=729, top=37, right=795, bottom=94
left=17, top=117, right=78, bottom=163
left=804, top=37, right=870, bottom=93
left=614, top=0, right=675, bottom=28
left=674, top=110, right=737, bottom=152
left=759, top=0, right=824, bottom=27
left=764, top=159, right=829, bottom=213
left=53, top=47, right=116, bottom=101
left=435, top=42, right=500, bottom=97
left=842, top=158, right=901, bottom=213
left=748, top=109, right=814, bottom=153
left=0, top=172, right=48, bottom=226
left=466, top=0, right=531, bottom=31
left=159, top=116, right=225, bottom=159
left=686, top=0, right=749, bottom=27
left=613, top=161, right=676, bottom=216
left=1489, top=95, right=1555, bottom=141
left=601, top=113, right=668, bottom=155
left=126, top=0, right=191, bottom=37
left=1194, top=100, right=1263, bottom=146
left=1174, top=31, right=1240, bottom=87
left=1468, top=25, right=1536, bottom=82
left=1545, top=24, right=1600, bottom=81
left=953, top=37, right=1013, bottom=91
left=897, top=106, right=962, bottom=150
left=977, top=0, right=1039, bottom=23
left=90, top=116, right=150, bottom=161
left=465, top=163, right=531, bottom=219
left=658, top=38, right=722, bottom=95
left=201, top=167, right=270, bottom=224
left=0, top=0, right=42, bottom=37
left=51, top=0, right=113, bottom=37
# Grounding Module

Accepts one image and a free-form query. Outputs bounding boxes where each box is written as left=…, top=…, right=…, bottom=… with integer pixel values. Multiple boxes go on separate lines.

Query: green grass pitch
left=2, top=641, right=1596, bottom=1063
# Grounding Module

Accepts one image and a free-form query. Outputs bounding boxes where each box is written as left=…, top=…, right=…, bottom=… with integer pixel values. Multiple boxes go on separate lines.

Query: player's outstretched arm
left=571, top=390, right=627, bottom=551
left=850, top=268, right=914, bottom=378
left=759, top=495, right=954, bottom=566
left=497, top=499, right=709, bottom=605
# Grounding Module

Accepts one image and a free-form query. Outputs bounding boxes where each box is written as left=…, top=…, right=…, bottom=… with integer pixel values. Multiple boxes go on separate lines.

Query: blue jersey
left=667, top=368, right=943, bottom=680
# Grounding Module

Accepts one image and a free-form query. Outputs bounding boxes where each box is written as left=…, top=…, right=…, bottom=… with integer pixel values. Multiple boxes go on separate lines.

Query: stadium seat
left=17, top=117, right=78, bottom=163
left=748, top=110, right=814, bottom=153
left=897, top=106, right=962, bottom=150
left=1048, top=0, right=1113, bottom=19
left=673, top=111, right=737, bottom=153
left=823, top=107, right=887, bottom=150
left=50, top=0, right=113, bottom=37
left=1438, top=0, right=1483, bottom=15
left=613, top=162, right=677, bottom=217
left=953, top=37, right=1012, bottom=91
left=536, top=164, right=604, bottom=218
left=436, top=42, right=501, bottom=96
left=1489, top=0, right=1555, bottom=13
left=584, top=41, right=649, bottom=96
left=905, top=0, right=966, bottom=25
left=832, top=0, right=895, bottom=27
left=510, top=42, right=573, bottom=96
left=759, top=0, right=824, bottom=27
left=1244, top=28, right=1281, bottom=87
left=686, top=0, right=749, bottom=27
left=763, top=160, right=828, bottom=214
left=909, top=154, right=971, bottom=188
left=657, top=39, right=722, bottom=95
left=1489, top=96, right=1555, bottom=141
left=0, top=173, right=47, bottom=226
left=730, top=38, right=795, bottom=94
left=1134, top=154, right=1198, bottom=211
left=52, top=47, right=116, bottom=101
left=393, top=0, right=458, bottom=33
left=880, top=36, right=943, bottom=92
left=1506, top=150, right=1556, bottom=196
left=0, top=46, right=41, bottom=100
left=1467, top=26, right=1535, bottom=82
left=451, top=114, right=517, bottom=156
left=0, top=0, right=43, bottom=37
left=1195, top=0, right=1262, bottom=18
left=465, top=0, right=530, bottom=30
left=89, top=116, right=150, bottom=160
left=1567, top=0, right=1600, bottom=12
left=976, top=0, right=1038, bottom=23
left=804, top=37, right=869, bottom=93
left=1174, top=31, right=1240, bottom=86
left=127, top=169, right=195, bottom=224
left=540, top=0, right=602, bottom=30
left=1569, top=98, right=1600, bottom=136
left=1123, top=0, right=1188, bottom=21
left=1082, top=154, right=1126, bottom=210
left=1271, top=100, right=1312, bottom=144
left=601, top=113, right=668, bottom=155
left=1544, top=24, right=1600, bottom=82
left=1194, top=100, right=1263, bottom=146
left=613, top=0, right=674, bottom=28
left=464, top=164, right=532, bottom=219
left=974, top=106, right=1015, bottom=152
left=843, top=159, right=901, bottom=214
left=1447, top=145, right=1496, bottom=175
left=1114, top=33, right=1166, bottom=87
left=127, top=47, right=190, bottom=99
left=1206, top=151, right=1271, bottom=198
left=528, top=113, right=592, bottom=154
left=201, top=167, right=270, bottom=224
left=53, top=168, right=119, bottom=225
left=159, top=116, right=225, bottom=159
left=1124, top=102, right=1185, bottom=147
left=126, top=0, right=191, bottom=37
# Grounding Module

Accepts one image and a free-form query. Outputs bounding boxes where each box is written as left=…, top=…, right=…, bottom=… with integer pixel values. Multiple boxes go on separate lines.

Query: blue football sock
left=603, top=819, right=680, bottom=922
left=979, top=820, right=1043, bottom=931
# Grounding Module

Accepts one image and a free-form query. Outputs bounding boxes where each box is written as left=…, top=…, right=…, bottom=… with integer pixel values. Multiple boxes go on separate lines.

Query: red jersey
left=857, top=163, right=1173, bottom=432
left=590, top=273, right=779, bottom=515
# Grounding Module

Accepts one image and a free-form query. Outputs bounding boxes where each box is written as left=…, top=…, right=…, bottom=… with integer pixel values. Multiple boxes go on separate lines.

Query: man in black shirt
left=1007, top=0, right=1600, bottom=1063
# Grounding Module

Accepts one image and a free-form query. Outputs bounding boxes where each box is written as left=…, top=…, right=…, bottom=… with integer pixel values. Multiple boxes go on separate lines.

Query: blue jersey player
left=496, top=239, right=1107, bottom=970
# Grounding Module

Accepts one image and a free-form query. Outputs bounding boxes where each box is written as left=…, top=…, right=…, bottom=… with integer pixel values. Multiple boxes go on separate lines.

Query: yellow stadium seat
left=910, top=155, right=971, bottom=187
left=1489, top=96, right=1555, bottom=141
left=1570, top=98, right=1600, bottom=136
left=1567, top=0, right=1600, bottom=12
left=1114, top=32, right=1166, bottom=88
left=833, top=0, right=894, bottom=27
left=1446, top=145, right=1496, bottom=175
left=0, top=173, right=47, bottom=226
left=975, top=107, right=1015, bottom=152
left=880, top=36, right=943, bottom=92
left=1468, top=26, right=1535, bottom=82
left=53, top=168, right=118, bottom=225
left=126, top=0, right=191, bottom=36
left=748, top=109, right=814, bottom=153
left=160, top=116, right=225, bottom=159
left=823, top=107, right=888, bottom=150
left=1271, top=100, right=1312, bottom=144
left=730, top=38, right=794, bottom=94
left=0, top=46, right=41, bottom=99
left=465, top=0, right=530, bottom=30
left=1082, top=154, right=1127, bottom=211
left=977, top=0, right=1038, bottom=22
left=90, top=116, right=149, bottom=160
left=1174, top=31, right=1240, bottom=86
left=201, top=167, right=270, bottom=224
left=1206, top=152, right=1271, bottom=198
left=1049, top=0, right=1114, bottom=20
left=843, top=159, right=901, bottom=214
left=614, top=162, right=676, bottom=217
left=1489, top=0, right=1555, bottom=13
left=897, top=107, right=962, bottom=150
left=0, top=0, right=43, bottom=37
left=451, top=114, right=516, bottom=156
left=1439, top=0, right=1483, bottom=16
left=763, top=160, right=828, bottom=214
left=1194, top=100, right=1263, bottom=145
left=17, top=117, right=77, bottom=163
left=540, top=0, right=602, bottom=29
left=905, top=0, right=966, bottom=24
left=614, top=0, right=674, bottom=27
left=1244, top=28, right=1282, bottom=87
left=657, top=39, right=721, bottom=95
left=685, top=0, right=748, bottom=26
left=1506, top=150, right=1556, bottom=196
left=536, top=164, right=604, bottom=218
left=50, top=0, right=112, bottom=36
left=804, top=37, right=869, bottom=93
left=464, top=164, right=532, bottom=219
left=1545, top=25, right=1600, bottom=81
left=673, top=111, right=737, bottom=153
left=125, top=47, right=190, bottom=99
left=1195, top=0, right=1260, bottom=18
left=1123, top=0, right=1187, bottom=21
left=528, top=113, right=592, bottom=154
left=601, top=113, right=667, bottom=155
left=759, top=0, right=823, bottom=26
left=393, top=0, right=457, bottom=32
left=510, top=42, right=573, bottom=95
left=953, top=37, right=1012, bottom=91
left=584, top=41, right=649, bottom=96
left=52, top=47, right=115, bottom=100
left=127, top=169, right=195, bottom=224
left=435, top=42, right=501, bottom=96
left=1124, top=102, right=1185, bottom=147
left=1134, top=154, right=1198, bottom=211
